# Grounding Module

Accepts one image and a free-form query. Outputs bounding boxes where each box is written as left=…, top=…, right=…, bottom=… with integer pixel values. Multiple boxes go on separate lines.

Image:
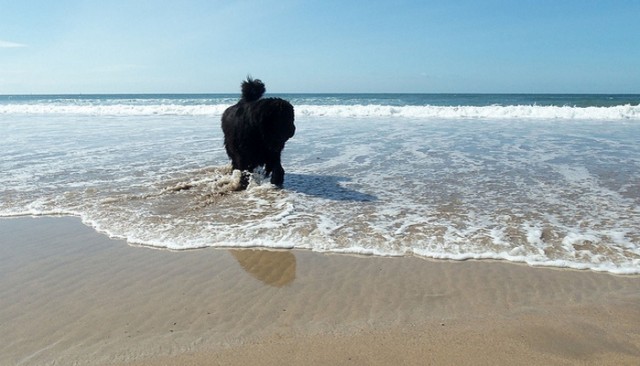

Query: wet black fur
left=221, top=77, right=295, bottom=189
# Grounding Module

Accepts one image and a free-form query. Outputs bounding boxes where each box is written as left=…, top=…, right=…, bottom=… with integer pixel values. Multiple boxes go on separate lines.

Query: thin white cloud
left=0, top=40, right=27, bottom=48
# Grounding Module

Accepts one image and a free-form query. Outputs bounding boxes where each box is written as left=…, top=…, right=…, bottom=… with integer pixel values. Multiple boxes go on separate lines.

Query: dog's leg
left=265, top=150, right=285, bottom=187
left=228, top=152, right=241, bottom=171
left=270, top=165, right=285, bottom=187
left=263, top=151, right=285, bottom=187
left=230, top=155, right=251, bottom=190
left=239, top=171, right=251, bottom=190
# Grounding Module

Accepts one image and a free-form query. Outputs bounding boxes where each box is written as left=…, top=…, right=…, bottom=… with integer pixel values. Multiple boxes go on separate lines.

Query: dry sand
left=0, top=216, right=639, bottom=365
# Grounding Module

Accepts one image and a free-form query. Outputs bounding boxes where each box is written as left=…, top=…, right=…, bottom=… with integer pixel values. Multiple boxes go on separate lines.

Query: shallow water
left=1, top=94, right=639, bottom=273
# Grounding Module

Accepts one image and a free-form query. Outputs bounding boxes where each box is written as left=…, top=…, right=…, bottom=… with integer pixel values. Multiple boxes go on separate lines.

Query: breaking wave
left=1, top=102, right=639, bottom=120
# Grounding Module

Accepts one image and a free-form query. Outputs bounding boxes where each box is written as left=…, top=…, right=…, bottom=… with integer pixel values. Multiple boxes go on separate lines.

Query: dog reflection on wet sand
left=229, top=249, right=296, bottom=287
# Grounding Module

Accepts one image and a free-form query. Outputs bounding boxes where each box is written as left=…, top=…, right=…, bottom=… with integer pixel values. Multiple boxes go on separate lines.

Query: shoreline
left=1, top=216, right=639, bottom=365
left=8, top=213, right=639, bottom=276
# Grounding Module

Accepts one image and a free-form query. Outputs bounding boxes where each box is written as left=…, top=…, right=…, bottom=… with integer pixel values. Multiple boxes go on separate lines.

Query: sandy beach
left=1, top=216, right=639, bottom=365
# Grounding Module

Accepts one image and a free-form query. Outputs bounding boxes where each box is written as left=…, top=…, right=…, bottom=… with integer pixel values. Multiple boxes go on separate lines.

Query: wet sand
left=1, top=216, right=639, bottom=365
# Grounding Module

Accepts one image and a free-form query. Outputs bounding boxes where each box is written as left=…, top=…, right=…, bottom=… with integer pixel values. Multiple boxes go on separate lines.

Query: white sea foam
left=1, top=102, right=640, bottom=120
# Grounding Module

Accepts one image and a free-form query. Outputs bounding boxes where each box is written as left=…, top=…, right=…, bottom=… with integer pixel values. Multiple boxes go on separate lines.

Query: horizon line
left=2, top=91, right=640, bottom=96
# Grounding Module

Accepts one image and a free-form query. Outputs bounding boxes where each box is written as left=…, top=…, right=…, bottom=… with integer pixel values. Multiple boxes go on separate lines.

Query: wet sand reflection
left=229, top=249, right=296, bottom=287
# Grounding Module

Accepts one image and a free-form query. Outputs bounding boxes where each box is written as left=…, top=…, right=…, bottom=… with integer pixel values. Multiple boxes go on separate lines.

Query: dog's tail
left=241, top=77, right=266, bottom=102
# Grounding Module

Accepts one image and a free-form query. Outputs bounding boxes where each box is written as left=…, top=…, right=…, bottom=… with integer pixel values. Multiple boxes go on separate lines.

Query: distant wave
left=0, top=104, right=229, bottom=116
left=297, top=104, right=640, bottom=120
left=1, top=103, right=640, bottom=120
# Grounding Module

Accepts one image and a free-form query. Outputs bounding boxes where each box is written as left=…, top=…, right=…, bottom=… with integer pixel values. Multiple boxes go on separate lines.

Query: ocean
left=1, top=94, right=639, bottom=274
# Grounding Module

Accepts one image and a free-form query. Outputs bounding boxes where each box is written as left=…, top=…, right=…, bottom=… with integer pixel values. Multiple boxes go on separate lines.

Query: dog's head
left=259, top=99, right=295, bottom=147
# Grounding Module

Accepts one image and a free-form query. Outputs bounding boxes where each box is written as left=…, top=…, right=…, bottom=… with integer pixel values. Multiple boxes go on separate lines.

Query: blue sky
left=1, top=0, right=639, bottom=94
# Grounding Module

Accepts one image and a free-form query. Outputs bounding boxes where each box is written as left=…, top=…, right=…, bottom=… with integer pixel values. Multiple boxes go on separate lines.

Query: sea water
left=1, top=94, right=639, bottom=274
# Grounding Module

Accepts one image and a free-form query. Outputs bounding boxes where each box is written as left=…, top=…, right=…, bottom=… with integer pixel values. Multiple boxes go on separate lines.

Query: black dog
left=221, top=77, right=295, bottom=189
